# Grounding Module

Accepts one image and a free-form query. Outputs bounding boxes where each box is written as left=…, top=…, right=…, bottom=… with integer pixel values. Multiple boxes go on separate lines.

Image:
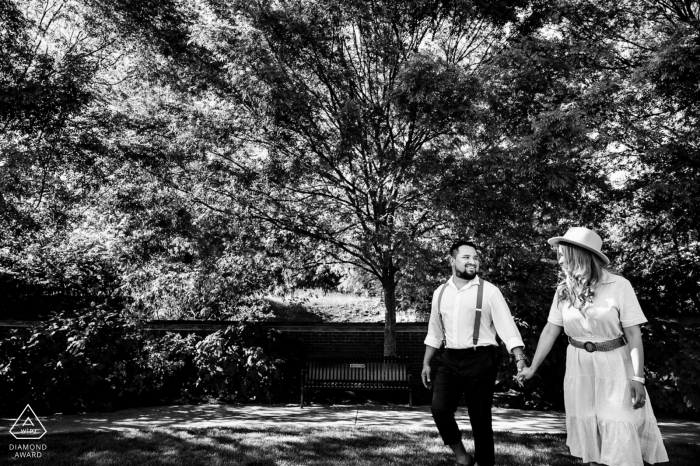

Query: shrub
left=0, top=327, right=35, bottom=415
left=141, top=332, right=202, bottom=404
left=1, top=315, right=303, bottom=415
left=643, top=321, right=700, bottom=415
left=194, top=323, right=301, bottom=403
left=0, top=304, right=148, bottom=415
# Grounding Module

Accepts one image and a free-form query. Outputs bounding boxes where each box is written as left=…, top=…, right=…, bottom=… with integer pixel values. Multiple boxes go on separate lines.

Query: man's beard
left=456, top=268, right=477, bottom=280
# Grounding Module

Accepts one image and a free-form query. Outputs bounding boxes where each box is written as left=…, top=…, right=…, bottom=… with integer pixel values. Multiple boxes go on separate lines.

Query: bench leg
left=300, top=388, right=305, bottom=408
left=409, top=389, right=412, bottom=408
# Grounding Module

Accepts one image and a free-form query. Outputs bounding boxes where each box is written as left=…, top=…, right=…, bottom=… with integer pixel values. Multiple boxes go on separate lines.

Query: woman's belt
left=568, top=336, right=626, bottom=353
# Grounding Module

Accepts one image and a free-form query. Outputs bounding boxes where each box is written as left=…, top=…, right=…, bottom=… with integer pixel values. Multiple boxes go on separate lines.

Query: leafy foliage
left=193, top=323, right=301, bottom=403
left=152, top=0, right=561, bottom=354
left=0, top=310, right=301, bottom=415
left=1, top=0, right=699, bottom=411
left=142, top=332, right=203, bottom=403
left=0, top=304, right=147, bottom=414
left=547, top=0, right=700, bottom=317
left=643, top=321, right=700, bottom=414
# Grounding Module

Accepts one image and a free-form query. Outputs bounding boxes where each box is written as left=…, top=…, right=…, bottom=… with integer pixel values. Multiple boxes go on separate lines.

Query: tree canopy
left=1, top=0, right=698, bottom=356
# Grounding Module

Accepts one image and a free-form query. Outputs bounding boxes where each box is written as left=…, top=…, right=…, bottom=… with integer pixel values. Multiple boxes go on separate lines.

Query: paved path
left=2, top=404, right=698, bottom=444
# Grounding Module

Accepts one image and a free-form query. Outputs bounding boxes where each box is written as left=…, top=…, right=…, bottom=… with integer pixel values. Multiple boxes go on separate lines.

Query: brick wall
left=0, top=320, right=440, bottom=403
left=263, top=324, right=433, bottom=386
left=145, top=321, right=440, bottom=401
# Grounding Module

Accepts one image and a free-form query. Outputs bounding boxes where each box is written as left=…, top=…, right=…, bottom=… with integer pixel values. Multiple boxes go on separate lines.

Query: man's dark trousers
left=431, top=346, right=499, bottom=466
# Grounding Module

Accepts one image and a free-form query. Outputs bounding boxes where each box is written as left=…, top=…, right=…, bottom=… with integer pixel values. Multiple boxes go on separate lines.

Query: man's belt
left=568, top=336, right=626, bottom=353
left=445, top=346, right=496, bottom=355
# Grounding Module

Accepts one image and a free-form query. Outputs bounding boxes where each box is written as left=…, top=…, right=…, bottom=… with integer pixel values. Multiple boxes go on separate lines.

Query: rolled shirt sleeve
left=619, top=278, right=648, bottom=328
left=489, top=286, right=525, bottom=352
left=424, top=287, right=444, bottom=349
left=547, top=291, right=564, bottom=327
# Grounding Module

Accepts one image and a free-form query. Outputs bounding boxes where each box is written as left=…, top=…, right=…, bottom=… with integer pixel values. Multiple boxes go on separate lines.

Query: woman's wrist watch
left=631, top=376, right=645, bottom=384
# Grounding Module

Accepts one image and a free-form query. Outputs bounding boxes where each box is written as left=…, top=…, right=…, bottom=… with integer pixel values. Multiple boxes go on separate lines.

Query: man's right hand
left=421, top=365, right=432, bottom=389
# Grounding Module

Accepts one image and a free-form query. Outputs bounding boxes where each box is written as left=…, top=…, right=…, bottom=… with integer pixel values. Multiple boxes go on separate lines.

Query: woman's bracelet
left=631, top=376, right=645, bottom=385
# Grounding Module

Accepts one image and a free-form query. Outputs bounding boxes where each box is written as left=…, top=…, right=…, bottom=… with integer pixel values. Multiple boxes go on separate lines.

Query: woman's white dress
left=547, top=271, right=669, bottom=466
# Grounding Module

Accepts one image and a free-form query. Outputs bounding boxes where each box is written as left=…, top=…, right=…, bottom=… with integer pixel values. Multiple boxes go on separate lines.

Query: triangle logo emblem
left=10, top=405, right=47, bottom=440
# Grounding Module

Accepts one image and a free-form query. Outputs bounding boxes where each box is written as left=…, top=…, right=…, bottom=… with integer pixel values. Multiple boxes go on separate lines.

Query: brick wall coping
left=0, top=319, right=428, bottom=333
left=0, top=320, right=42, bottom=327
left=146, top=321, right=428, bottom=333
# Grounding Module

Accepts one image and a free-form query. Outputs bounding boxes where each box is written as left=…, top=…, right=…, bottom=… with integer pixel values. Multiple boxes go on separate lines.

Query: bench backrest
left=305, top=356, right=409, bottom=382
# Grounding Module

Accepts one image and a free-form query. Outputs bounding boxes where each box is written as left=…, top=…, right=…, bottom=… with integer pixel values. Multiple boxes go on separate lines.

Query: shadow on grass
left=264, top=292, right=385, bottom=323
left=264, top=297, right=327, bottom=322
left=4, top=427, right=698, bottom=466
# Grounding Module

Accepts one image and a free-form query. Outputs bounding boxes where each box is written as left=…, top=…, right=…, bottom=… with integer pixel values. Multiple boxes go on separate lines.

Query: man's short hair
left=449, top=240, right=480, bottom=258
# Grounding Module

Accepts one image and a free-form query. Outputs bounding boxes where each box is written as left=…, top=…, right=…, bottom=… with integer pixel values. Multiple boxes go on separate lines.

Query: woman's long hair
left=556, top=242, right=608, bottom=312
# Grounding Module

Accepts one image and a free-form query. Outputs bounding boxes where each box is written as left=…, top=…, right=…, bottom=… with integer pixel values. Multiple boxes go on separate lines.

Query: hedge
left=0, top=305, right=301, bottom=415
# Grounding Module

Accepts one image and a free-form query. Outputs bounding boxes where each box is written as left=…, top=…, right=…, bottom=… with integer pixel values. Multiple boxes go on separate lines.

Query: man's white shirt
left=424, top=275, right=525, bottom=352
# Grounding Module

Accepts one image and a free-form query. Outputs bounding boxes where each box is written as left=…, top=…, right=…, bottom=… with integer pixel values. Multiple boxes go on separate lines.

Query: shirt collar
left=448, top=275, right=481, bottom=291
left=599, top=269, right=617, bottom=285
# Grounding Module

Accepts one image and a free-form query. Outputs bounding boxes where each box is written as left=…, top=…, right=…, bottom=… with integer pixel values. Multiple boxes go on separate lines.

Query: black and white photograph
left=1, top=0, right=699, bottom=464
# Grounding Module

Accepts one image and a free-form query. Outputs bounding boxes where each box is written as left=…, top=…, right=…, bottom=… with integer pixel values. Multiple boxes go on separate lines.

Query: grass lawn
left=5, top=427, right=698, bottom=465
left=266, top=289, right=429, bottom=323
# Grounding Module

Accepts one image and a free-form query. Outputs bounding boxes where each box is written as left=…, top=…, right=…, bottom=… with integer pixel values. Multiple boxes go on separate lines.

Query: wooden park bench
left=300, top=355, right=413, bottom=408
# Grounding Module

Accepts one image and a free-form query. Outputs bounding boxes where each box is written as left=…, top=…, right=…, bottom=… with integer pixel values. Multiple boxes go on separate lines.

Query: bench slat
left=303, top=356, right=410, bottom=395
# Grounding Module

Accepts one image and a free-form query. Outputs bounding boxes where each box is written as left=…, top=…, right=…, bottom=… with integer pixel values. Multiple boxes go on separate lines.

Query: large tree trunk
left=382, top=279, right=397, bottom=356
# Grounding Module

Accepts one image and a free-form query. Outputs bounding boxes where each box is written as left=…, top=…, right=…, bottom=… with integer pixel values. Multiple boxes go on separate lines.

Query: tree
left=95, top=0, right=609, bottom=353
left=0, top=0, right=253, bottom=319
left=178, top=0, right=556, bottom=355
left=546, top=0, right=700, bottom=316
left=610, top=0, right=700, bottom=316
left=0, top=0, right=131, bottom=316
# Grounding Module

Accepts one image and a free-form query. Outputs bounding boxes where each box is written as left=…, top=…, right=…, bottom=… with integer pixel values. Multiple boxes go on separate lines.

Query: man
left=422, top=240, right=528, bottom=466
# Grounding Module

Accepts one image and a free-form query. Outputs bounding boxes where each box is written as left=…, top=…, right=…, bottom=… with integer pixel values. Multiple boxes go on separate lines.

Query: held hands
left=421, top=365, right=432, bottom=389
left=516, top=365, right=536, bottom=385
left=630, top=381, right=646, bottom=409
left=514, top=359, right=534, bottom=387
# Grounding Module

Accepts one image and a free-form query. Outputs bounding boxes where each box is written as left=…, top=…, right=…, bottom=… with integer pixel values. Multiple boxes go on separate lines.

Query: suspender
left=437, top=278, right=484, bottom=349
left=473, top=278, right=484, bottom=346
left=437, top=283, right=449, bottom=348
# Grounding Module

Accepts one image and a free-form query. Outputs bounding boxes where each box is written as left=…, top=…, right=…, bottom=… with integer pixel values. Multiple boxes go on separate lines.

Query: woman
left=518, top=227, right=668, bottom=466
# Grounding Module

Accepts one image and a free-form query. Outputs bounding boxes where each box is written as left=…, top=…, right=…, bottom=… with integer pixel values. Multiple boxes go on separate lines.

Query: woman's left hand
left=630, top=380, right=646, bottom=409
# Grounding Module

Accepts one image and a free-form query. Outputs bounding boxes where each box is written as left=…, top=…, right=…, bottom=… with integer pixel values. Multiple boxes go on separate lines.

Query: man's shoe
left=455, top=454, right=476, bottom=466
left=454, top=461, right=475, bottom=466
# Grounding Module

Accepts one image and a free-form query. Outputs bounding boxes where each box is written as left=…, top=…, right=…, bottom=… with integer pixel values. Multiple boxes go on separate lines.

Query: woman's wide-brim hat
left=548, top=227, right=610, bottom=265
